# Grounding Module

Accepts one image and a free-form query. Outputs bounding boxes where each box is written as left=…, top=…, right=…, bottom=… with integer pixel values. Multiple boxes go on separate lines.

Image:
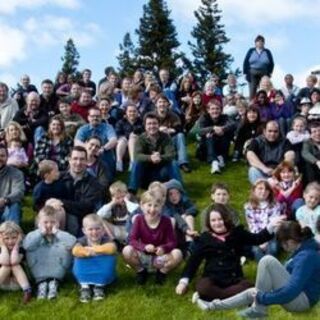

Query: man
left=13, top=92, right=48, bottom=143
left=0, top=145, right=25, bottom=224
left=12, top=74, right=38, bottom=108
left=281, top=74, right=299, bottom=105
left=155, top=94, right=191, bottom=173
left=246, top=120, right=294, bottom=184
left=114, top=77, right=132, bottom=108
left=75, top=107, right=117, bottom=181
left=79, top=69, right=96, bottom=97
left=65, top=82, right=82, bottom=104
left=39, top=79, right=59, bottom=116
left=128, top=112, right=182, bottom=193
left=59, top=146, right=104, bottom=235
left=71, top=90, right=96, bottom=121
left=0, top=82, right=19, bottom=130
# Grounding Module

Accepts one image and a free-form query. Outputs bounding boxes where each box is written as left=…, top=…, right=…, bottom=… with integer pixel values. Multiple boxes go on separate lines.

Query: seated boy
left=97, top=181, right=139, bottom=245
left=72, top=214, right=117, bottom=303
left=32, top=160, right=69, bottom=211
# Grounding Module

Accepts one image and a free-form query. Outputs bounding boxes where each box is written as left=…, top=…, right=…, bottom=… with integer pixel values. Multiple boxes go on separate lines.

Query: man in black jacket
left=60, top=146, right=103, bottom=235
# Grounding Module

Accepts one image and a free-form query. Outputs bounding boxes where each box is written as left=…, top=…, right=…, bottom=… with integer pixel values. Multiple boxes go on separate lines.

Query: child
left=164, top=179, right=198, bottom=239
left=0, top=221, right=32, bottom=303
left=122, top=191, right=183, bottom=285
left=296, top=182, right=320, bottom=237
left=244, top=180, right=284, bottom=261
left=97, top=181, right=139, bottom=245
left=286, top=116, right=310, bottom=145
left=268, top=161, right=303, bottom=218
left=201, top=183, right=240, bottom=232
left=45, top=198, right=66, bottom=231
left=72, top=214, right=117, bottom=303
left=23, top=206, right=76, bottom=300
left=32, top=160, right=69, bottom=211
left=6, top=139, right=29, bottom=168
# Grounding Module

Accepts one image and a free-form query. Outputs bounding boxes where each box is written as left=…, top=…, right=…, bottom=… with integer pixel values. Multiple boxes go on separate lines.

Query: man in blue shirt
left=75, top=107, right=117, bottom=182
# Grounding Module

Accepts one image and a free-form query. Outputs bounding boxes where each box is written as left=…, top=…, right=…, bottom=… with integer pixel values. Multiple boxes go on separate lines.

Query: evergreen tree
left=61, top=38, right=80, bottom=77
left=117, top=32, right=137, bottom=77
left=189, top=0, right=233, bottom=83
left=135, top=0, right=181, bottom=76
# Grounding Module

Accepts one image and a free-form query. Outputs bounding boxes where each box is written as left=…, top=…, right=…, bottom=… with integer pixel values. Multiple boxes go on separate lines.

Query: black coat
left=181, top=226, right=273, bottom=287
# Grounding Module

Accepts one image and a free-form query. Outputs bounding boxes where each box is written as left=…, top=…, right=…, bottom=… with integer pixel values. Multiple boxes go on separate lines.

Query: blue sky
left=1, top=0, right=320, bottom=91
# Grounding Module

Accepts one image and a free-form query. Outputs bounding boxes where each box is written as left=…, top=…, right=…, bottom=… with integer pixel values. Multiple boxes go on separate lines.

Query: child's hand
left=186, top=230, right=199, bottom=238
left=85, top=247, right=96, bottom=256
left=259, top=243, right=268, bottom=251
left=155, top=246, right=164, bottom=256
left=175, top=282, right=188, bottom=295
left=51, top=224, right=59, bottom=235
left=145, top=244, right=156, bottom=253
left=39, top=223, right=47, bottom=235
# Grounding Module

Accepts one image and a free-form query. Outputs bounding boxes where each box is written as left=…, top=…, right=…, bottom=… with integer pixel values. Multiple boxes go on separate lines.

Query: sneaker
left=196, top=298, right=214, bottom=311
left=154, top=270, right=167, bottom=285
left=217, top=155, right=225, bottom=168
left=79, top=287, right=91, bottom=303
left=47, top=279, right=58, bottom=300
left=237, top=307, right=267, bottom=318
left=210, top=160, right=221, bottom=174
left=37, top=281, right=48, bottom=300
left=92, top=286, right=105, bottom=301
left=22, top=289, right=32, bottom=304
left=191, top=291, right=200, bottom=304
left=116, top=161, right=123, bottom=172
left=136, top=269, right=148, bottom=285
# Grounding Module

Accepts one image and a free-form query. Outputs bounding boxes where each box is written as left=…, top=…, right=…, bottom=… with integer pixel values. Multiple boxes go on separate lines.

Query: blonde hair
left=82, top=213, right=104, bottom=228
left=0, top=221, right=23, bottom=236
left=304, top=182, right=320, bottom=196
left=5, top=121, right=27, bottom=143
left=140, top=191, right=164, bottom=206
left=37, top=205, right=58, bottom=220
left=38, top=160, right=58, bottom=179
left=109, top=181, right=127, bottom=196
left=148, top=181, right=167, bottom=205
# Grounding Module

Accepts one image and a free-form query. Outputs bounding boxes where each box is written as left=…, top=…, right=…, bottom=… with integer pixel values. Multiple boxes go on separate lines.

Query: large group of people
left=0, top=34, right=319, bottom=318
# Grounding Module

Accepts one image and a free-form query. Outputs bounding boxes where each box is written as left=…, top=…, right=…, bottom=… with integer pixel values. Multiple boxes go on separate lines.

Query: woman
left=175, top=204, right=282, bottom=301
left=198, top=99, right=235, bottom=174
left=178, top=76, right=195, bottom=112
left=34, top=115, right=73, bottom=171
left=184, top=91, right=205, bottom=133
left=243, top=35, right=274, bottom=99
left=194, top=221, right=320, bottom=319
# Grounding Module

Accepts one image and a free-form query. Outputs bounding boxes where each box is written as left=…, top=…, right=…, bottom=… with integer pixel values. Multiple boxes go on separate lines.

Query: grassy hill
left=1, top=144, right=319, bottom=320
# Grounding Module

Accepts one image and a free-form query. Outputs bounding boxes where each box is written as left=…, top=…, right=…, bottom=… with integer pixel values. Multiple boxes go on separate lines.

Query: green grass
left=1, top=143, right=319, bottom=320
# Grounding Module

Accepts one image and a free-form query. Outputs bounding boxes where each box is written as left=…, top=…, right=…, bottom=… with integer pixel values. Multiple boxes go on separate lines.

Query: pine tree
left=61, top=38, right=80, bottom=77
left=135, top=0, right=181, bottom=76
left=117, top=32, right=137, bottom=77
left=189, top=0, right=233, bottom=83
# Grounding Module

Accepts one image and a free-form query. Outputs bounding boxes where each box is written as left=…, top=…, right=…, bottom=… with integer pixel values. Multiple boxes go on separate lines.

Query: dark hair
left=276, top=221, right=313, bottom=244
left=243, top=105, right=261, bottom=126
left=143, top=112, right=160, bottom=126
left=155, top=93, right=170, bottom=104
left=211, top=182, right=229, bottom=194
left=205, top=204, right=235, bottom=233
left=309, top=121, right=320, bottom=131
left=255, top=35, right=265, bottom=43
left=85, top=135, right=102, bottom=145
left=70, top=145, right=87, bottom=158
left=275, top=89, right=285, bottom=98
left=41, top=79, right=54, bottom=86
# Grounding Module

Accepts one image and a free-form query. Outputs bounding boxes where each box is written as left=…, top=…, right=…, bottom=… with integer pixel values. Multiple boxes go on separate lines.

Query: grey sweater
left=23, top=229, right=76, bottom=283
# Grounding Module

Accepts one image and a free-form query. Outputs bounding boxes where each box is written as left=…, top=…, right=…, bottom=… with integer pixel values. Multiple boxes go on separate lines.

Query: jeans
left=212, top=255, right=310, bottom=313
left=205, top=135, right=230, bottom=163
left=248, top=166, right=269, bottom=184
left=172, top=133, right=188, bottom=165
left=100, top=149, right=116, bottom=183
left=0, top=203, right=22, bottom=225
left=252, top=238, right=278, bottom=262
left=128, top=161, right=182, bottom=192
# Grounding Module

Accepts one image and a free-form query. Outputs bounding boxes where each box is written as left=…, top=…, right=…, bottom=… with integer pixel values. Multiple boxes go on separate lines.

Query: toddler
left=6, top=139, right=28, bottom=168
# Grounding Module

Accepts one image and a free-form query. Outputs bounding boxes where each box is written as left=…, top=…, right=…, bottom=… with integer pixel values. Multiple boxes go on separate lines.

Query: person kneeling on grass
left=0, top=222, right=32, bottom=304
left=175, top=204, right=285, bottom=301
left=194, top=221, right=320, bottom=319
left=72, top=214, right=117, bottom=303
left=122, top=191, right=183, bottom=285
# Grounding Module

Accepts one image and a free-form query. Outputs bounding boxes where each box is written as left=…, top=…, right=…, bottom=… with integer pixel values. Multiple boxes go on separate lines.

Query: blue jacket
left=257, top=239, right=320, bottom=306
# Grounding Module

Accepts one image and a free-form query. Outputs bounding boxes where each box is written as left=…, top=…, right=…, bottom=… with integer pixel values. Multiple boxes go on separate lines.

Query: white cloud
left=169, top=0, right=320, bottom=26
left=25, top=15, right=102, bottom=47
left=0, top=23, right=26, bottom=67
left=0, top=72, right=18, bottom=88
left=0, top=0, right=80, bottom=14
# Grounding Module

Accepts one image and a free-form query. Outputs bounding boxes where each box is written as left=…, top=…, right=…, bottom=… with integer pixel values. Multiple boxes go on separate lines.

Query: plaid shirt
left=34, top=135, right=73, bottom=171
left=244, top=201, right=282, bottom=233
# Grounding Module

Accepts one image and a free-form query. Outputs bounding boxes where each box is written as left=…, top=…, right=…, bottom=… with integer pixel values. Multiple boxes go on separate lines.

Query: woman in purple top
left=254, top=90, right=272, bottom=124
left=122, top=191, right=183, bottom=285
